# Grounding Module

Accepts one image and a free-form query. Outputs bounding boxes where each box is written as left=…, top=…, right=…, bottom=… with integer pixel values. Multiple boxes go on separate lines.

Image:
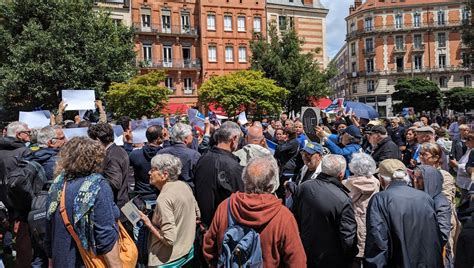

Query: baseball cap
left=378, top=159, right=407, bottom=178
left=342, top=125, right=362, bottom=139
left=414, top=126, right=435, bottom=135
left=364, top=125, right=387, bottom=135
left=302, top=142, right=323, bottom=155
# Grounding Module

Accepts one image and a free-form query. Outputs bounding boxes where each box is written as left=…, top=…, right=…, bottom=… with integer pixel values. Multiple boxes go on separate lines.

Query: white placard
left=62, top=90, right=95, bottom=111
left=112, top=125, right=124, bottom=146
left=238, top=111, right=248, bottom=125
left=63, top=127, right=89, bottom=140
left=131, top=127, right=147, bottom=144
left=19, top=111, right=50, bottom=129
left=121, top=201, right=142, bottom=226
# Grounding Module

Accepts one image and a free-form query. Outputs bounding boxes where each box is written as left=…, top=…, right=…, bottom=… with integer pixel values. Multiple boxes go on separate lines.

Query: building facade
left=94, top=0, right=132, bottom=26
left=345, top=0, right=472, bottom=117
left=266, top=0, right=328, bottom=66
left=329, top=44, right=349, bottom=98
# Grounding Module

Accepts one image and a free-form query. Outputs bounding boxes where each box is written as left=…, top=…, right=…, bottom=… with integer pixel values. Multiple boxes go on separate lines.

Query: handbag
left=59, top=181, right=138, bottom=268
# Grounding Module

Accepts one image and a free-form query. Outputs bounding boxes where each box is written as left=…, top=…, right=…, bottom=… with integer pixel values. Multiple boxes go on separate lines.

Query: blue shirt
left=324, top=138, right=361, bottom=178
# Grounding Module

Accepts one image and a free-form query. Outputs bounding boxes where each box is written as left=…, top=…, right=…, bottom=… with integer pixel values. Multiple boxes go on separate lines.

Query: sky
left=321, top=0, right=352, bottom=59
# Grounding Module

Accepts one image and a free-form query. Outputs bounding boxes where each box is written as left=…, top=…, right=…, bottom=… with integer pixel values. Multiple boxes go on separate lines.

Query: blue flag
left=266, top=139, right=278, bottom=154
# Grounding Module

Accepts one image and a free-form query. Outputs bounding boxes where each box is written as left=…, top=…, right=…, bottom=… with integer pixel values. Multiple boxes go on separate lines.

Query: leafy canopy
left=392, top=78, right=443, bottom=112
left=0, top=0, right=136, bottom=119
left=444, top=87, right=474, bottom=113
left=106, top=71, right=170, bottom=119
left=250, top=23, right=334, bottom=113
left=198, top=70, right=289, bottom=117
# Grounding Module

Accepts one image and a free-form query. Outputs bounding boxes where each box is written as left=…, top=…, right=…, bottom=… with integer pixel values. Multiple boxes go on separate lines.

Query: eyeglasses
left=19, top=131, right=31, bottom=136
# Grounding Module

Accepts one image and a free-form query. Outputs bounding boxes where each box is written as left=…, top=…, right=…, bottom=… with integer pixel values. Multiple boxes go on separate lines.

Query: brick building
left=345, top=0, right=472, bottom=117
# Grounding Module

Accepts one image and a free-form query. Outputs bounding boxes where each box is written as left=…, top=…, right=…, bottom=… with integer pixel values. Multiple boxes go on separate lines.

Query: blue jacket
left=297, top=133, right=307, bottom=149
left=29, top=148, right=60, bottom=181
left=324, top=139, right=361, bottom=177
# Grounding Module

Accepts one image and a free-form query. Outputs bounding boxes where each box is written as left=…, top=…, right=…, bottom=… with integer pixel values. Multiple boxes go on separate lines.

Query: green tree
left=445, top=87, right=474, bottom=114
left=250, top=23, right=333, bottom=113
left=198, top=70, right=289, bottom=117
left=106, top=71, right=170, bottom=119
left=392, top=78, right=443, bottom=112
left=0, top=0, right=136, bottom=120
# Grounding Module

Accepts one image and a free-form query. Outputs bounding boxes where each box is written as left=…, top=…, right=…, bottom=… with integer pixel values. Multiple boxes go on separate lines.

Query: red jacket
left=203, top=192, right=306, bottom=267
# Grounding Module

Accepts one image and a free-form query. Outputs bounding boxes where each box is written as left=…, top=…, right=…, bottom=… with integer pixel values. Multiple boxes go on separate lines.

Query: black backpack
left=28, top=188, right=50, bottom=253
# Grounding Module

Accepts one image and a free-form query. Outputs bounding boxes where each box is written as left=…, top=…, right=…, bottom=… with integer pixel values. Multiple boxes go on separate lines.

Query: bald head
left=242, top=156, right=279, bottom=194
left=246, top=126, right=264, bottom=145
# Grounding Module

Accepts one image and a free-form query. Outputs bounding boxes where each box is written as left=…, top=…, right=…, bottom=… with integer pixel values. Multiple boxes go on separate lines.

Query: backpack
left=218, top=199, right=263, bottom=268
left=5, top=158, right=47, bottom=216
left=28, top=189, right=50, bottom=253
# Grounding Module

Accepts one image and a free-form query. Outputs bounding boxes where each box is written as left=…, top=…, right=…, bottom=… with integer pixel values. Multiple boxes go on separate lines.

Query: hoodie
left=29, top=148, right=60, bottom=181
left=203, top=192, right=306, bottom=267
left=129, top=144, right=163, bottom=194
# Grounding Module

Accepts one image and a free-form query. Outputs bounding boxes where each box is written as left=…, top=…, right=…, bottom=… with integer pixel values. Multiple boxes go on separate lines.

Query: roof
left=266, top=0, right=327, bottom=10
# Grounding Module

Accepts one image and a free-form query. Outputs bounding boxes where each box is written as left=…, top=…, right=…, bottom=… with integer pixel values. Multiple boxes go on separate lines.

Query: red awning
left=208, top=103, right=227, bottom=116
left=311, top=98, right=332, bottom=109
left=162, top=103, right=189, bottom=115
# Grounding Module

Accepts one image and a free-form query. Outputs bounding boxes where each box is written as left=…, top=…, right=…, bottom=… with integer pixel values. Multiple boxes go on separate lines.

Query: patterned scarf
left=47, top=173, right=103, bottom=250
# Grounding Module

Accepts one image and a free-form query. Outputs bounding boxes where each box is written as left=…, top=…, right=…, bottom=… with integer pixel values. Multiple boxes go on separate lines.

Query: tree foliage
left=0, top=0, right=136, bottom=120
left=198, top=70, right=289, bottom=117
left=392, top=78, right=443, bottom=112
left=106, top=71, right=170, bottom=119
left=250, top=23, right=333, bottom=113
left=444, top=87, right=474, bottom=113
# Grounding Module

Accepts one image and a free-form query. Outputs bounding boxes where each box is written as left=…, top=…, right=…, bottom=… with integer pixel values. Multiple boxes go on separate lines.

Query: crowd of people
left=0, top=102, right=473, bottom=268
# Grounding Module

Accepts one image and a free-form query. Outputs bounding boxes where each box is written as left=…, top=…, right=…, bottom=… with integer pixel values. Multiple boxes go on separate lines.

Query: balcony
left=94, top=0, right=129, bottom=7
left=393, top=45, right=406, bottom=54
left=138, top=58, right=201, bottom=70
left=412, top=44, right=425, bottom=52
left=183, top=88, right=195, bottom=95
left=133, top=23, right=199, bottom=37
left=363, top=48, right=376, bottom=56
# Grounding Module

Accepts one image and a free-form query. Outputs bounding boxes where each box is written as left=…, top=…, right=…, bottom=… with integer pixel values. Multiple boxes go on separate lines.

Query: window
left=396, top=57, right=404, bottom=72
left=351, top=43, right=356, bottom=56
left=224, top=15, right=232, bottom=31
left=462, top=52, right=471, bottom=67
left=358, top=97, right=366, bottom=103
left=366, top=96, right=376, bottom=103
left=395, top=13, right=403, bottom=29
left=395, top=36, right=404, bottom=50
left=439, top=76, right=448, bottom=88
left=237, top=16, right=246, bottom=32
left=161, top=10, right=171, bottom=33
left=184, top=78, right=193, bottom=93
left=238, top=46, right=247, bottom=63
left=464, top=75, right=472, bottom=87
left=163, top=46, right=172, bottom=67
left=462, top=7, right=470, bottom=24
left=182, top=47, right=191, bottom=63
left=413, top=12, right=421, bottom=27
left=208, top=45, right=217, bottom=62
left=181, top=13, right=191, bottom=33
left=143, top=44, right=152, bottom=66
left=437, top=10, right=445, bottom=25
left=367, top=80, right=375, bottom=92
left=207, top=14, right=216, bottom=30
left=279, top=16, right=287, bottom=30
left=365, top=17, right=373, bottom=31
left=365, top=38, right=374, bottom=52
left=414, top=34, right=422, bottom=48
left=414, top=55, right=422, bottom=70
left=351, top=62, right=357, bottom=73
left=225, top=46, right=234, bottom=62
left=352, top=83, right=357, bottom=94
left=253, top=17, right=261, bottom=32
left=141, top=9, right=151, bottom=30
left=366, top=58, right=374, bottom=73
left=350, top=22, right=355, bottom=32
left=438, top=33, right=446, bottom=47
left=165, top=77, right=173, bottom=90
left=438, top=54, right=446, bottom=68
left=289, top=17, right=295, bottom=29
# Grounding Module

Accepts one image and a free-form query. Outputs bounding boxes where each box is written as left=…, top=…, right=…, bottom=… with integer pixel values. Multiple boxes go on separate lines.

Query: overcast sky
left=321, top=0, right=352, bottom=59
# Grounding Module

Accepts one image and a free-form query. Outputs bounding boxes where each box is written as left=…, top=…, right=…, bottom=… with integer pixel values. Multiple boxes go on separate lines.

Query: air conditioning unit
left=300, top=107, right=321, bottom=142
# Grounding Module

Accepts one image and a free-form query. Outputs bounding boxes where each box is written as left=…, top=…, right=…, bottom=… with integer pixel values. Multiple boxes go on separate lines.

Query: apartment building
left=345, top=0, right=472, bottom=117
left=329, top=44, right=349, bottom=98
left=266, top=0, right=328, bottom=67
left=94, top=0, right=132, bottom=26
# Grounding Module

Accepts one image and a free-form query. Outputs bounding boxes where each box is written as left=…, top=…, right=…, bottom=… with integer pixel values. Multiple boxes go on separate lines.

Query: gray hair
left=170, top=123, right=192, bottom=143
left=6, top=121, right=29, bottom=137
left=349, top=153, right=376, bottom=177
left=150, top=154, right=182, bottom=182
left=215, top=121, right=242, bottom=144
left=37, top=126, right=56, bottom=148
left=321, top=154, right=347, bottom=177
left=242, top=156, right=280, bottom=194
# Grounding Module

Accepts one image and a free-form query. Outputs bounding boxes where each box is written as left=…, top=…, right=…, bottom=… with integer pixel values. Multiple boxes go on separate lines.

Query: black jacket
left=451, top=138, right=467, bottom=161
left=29, top=147, right=60, bottom=181
left=274, top=138, right=300, bottom=176
left=293, top=173, right=358, bottom=268
left=103, top=144, right=131, bottom=209
left=157, top=142, right=201, bottom=189
left=387, top=126, right=406, bottom=147
left=194, top=147, right=244, bottom=226
left=129, top=144, right=163, bottom=194
left=364, top=181, right=443, bottom=268
left=371, top=137, right=402, bottom=164
left=0, top=137, right=30, bottom=183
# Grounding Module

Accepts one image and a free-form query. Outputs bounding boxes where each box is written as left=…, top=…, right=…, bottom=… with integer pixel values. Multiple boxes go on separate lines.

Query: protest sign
left=19, top=111, right=51, bottom=128
left=62, top=90, right=95, bottom=111
left=131, top=127, right=147, bottom=144
left=238, top=111, right=248, bottom=125
left=63, top=127, right=89, bottom=140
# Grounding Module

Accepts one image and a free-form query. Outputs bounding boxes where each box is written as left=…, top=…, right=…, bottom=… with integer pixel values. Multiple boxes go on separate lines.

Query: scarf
left=47, top=173, right=103, bottom=250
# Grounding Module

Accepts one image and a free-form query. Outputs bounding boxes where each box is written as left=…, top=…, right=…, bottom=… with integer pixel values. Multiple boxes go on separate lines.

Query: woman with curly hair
left=45, top=137, right=121, bottom=267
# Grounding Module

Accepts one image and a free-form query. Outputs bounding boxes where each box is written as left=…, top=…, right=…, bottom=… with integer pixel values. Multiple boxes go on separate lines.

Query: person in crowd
left=365, top=125, right=401, bottom=164
left=292, top=142, right=324, bottom=186
left=45, top=137, right=121, bottom=267
left=157, top=123, right=200, bottom=189
left=203, top=156, right=307, bottom=267
left=115, top=115, right=133, bottom=153
left=387, top=117, right=406, bottom=149
left=29, top=126, right=66, bottom=180
left=262, top=122, right=273, bottom=141
left=455, top=130, right=474, bottom=201
left=88, top=123, right=131, bottom=212
left=420, top=115, right=430, bottom=126
left=293, top=154, right=358, bottom=268
left=413, top=165, right=452, bottom=266
left=294, top=121, right=307, bottom=149
left=364, top=159, right=443, bottom=267
left=194, top=121, right=244, bottom=226
left=448, top=116, right=465, bottom=140
left=273, top=128, right=286, bottom=144
left=435, top=127, right=452, bottom=171
left=129, top=125, right=169, bottom=195
left=412, top=126, right=437, bottom=166
left=343, top=153, right=379, bottom=266
left=273, top=120, right=283, bottom=132
left=455, top=183, right=474, bottom=268
left=450, top=124, right=469, bottom=168
left=284, top=119, right=294, bottom=129
left=0, top=121, right=32, bottom=267
left=267, top=119, right=276, bottom=137
left=401, top=128, right=418, bottom=168
left=280, top=113, right=288, bottom=125
left=138, top=154, right=199, bottom=267
left=234, top=125, right=272, bottom=166
left=274, top=126, right=301, bottom=197
left=316, top=125, right=362, bottom=177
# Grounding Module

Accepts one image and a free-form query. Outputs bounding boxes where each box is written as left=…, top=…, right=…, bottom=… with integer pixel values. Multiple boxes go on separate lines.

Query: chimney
left=354, top=0, right=362, bottom=9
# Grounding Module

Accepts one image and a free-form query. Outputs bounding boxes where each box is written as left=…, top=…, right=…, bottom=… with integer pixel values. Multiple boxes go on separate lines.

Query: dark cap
left=341, top=125, right=362, bottom=139
left=365, top=125, right=387, bottom=135
left=302, top=142, right=323, bottom=155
